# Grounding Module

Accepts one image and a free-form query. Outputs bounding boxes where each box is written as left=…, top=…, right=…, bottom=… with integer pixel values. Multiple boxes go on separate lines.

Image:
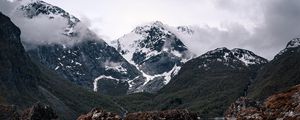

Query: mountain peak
left=276, top=38, right=300, bottom=58
left=202, top=47, right=231, bottom=57
left=151, top=21, right=164, bottom=26
left=18, top=0, right=80, bottom=37
left=132, top=21, right=167, bottom=35
left=19, top=0, right=80, bottom=22
left=199, top=47, right=267, bottom=67
left=112, top=21, right=193, bottom=93
left=231, top=48, right=268, bottom=66
left=199, top=47, right=235, bottom=64
left=286, top=38, right=300, bottom=49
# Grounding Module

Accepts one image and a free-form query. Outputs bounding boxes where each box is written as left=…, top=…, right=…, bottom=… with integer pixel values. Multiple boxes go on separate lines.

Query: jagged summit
left=276, top=38, right=300, bottom=58
left=286, top=38, right=300, bottom=48
left=132, top=21, right=165, bottom=34
left=112, top=21, right=194, bottom=93
left=113, top=21, right=193, bottom=63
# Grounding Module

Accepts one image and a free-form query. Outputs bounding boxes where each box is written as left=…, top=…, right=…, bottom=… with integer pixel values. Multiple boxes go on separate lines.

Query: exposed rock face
left=124, top=109, right=199, bottom=120
left=77, top=108, right=121, bottom=120
left=111, top=21, right=194, bottom=93
left=225, top=97, right=263, bottom=120
left=225, top=84, right=300, bottom=120
left=28, top=40, right=141, bottom=96
left=18, top=0, right=80, bottom=37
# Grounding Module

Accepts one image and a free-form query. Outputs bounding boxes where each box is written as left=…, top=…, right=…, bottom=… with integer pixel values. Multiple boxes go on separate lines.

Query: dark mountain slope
left=154, top=48, right=252, bottom=117
left=0, top=12, right=120, bottom=120
left=115, top=47, right=267, bottom=118
left=248, top=38, right=300, bottom=100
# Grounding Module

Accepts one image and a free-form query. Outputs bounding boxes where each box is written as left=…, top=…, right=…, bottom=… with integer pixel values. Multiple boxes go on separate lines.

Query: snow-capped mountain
left=197, top=47, right=268, bottom=71
left=231, top=48, right=268, bottom=66
left=11, top=0, right=144, bottom=95
left=111, top=21, right=194, bottom=93
left=276, top=38, right=300, bottom=58
left=156, top=47, right=267, bottom=117
left=18, top=0, right=79, bottom=36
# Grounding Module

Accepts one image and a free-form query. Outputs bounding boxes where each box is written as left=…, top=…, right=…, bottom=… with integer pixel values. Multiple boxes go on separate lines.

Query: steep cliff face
left=0, top=11, right=40, bottom=106
left=0, top=12, right=120, bottom=120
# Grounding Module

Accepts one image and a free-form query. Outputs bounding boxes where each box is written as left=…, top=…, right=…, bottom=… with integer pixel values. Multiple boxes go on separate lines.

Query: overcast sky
left=41, top=0, right=300, bottom=59
left=1, top=0, right=300, bottom=59
left=42, top=0, right=261, bottom=40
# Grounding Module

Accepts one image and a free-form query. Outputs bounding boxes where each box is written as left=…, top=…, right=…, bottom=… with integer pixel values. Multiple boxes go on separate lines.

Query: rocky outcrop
left=0, top=105, right=20, bottom=120
left=77, top=108, right=121, bottom=120
left=21, top=103, right=58, bottom=120
left=0, top=103, right=58, bottom=120
left=125, top=109, right=199, bottom=120
left=225, top=84, right=300, bottom=120
left=77, top=109, right=198, bottom=120
left=225, top=97, right=263, bottom=120
left=225, top=97, right=261, bottom=118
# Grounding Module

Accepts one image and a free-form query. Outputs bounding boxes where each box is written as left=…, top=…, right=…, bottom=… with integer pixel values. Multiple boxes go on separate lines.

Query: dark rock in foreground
left=77, top=108, right=121, bottom=120
left=0, top=103, right=58, bottom=120
left=125, top=109, right=199, bottom=120
left=77, top=109, right=199, bottom=120
left=225, top=84, right=300, bottom=120
left=0, top=105, right=19, bottom=120
left=21, top=103, right=58, bottom=120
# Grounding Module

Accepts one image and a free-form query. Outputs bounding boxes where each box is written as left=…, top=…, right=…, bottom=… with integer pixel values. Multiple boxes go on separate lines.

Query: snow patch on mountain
left=277, top=38, right=300, bottom=58
left=232, top=48, right=268, bottom=66
left=93, top=75, right=118, bottom=92
left=198, top=47, right=268, bottom=69
left=287, top=38, right=300, bottom=49
left=111, top=21, right=194, bottom=93
left=104, top=61, right=128, bottom=74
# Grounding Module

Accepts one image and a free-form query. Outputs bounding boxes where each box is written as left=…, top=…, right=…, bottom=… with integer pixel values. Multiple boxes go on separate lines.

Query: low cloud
left=0, top=0, right=102, bottom=50
left=2, top=0, right=300, bottom=59
left=177, top=0, right=300, bottom=60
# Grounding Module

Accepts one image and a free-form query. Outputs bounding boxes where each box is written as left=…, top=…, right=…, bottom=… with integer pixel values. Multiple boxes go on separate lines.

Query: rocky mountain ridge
left=111, top=21, right=194, bottom=93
